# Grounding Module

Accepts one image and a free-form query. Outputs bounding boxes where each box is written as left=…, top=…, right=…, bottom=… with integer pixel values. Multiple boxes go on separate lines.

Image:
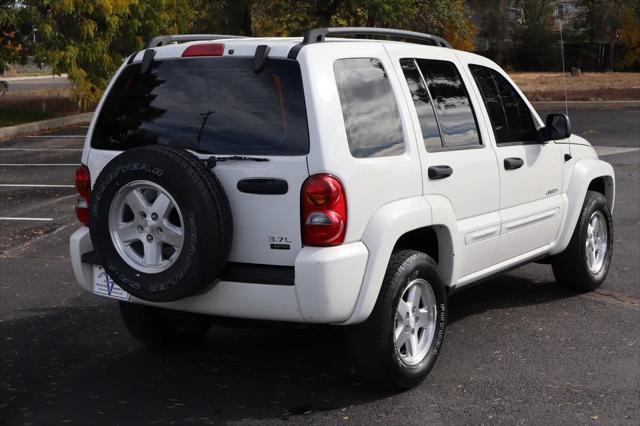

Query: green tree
left=192, top=0, right=254, bottom=36
left=617, top=4, right=640, bottom=69
left=207, top=0, right=421, bottom=36
left=512, top=0, right=560, bottom=70
left=25, top=0, right=197, bottom=109
left=3, top=0, right=476, bottom=107
left=0, top=0, right=36, bottom=93
left=478, top=0, right=513, bottom=66
left=423, top=0, right=477, bottom=50
left=573, top=0, right=635, bottom=70
left=198, top=0, right=474, bottom=49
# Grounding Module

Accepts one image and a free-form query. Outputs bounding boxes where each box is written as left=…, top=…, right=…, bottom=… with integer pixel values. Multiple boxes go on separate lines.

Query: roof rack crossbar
left=146, top=34, right=246, bottom=48
left=302, top=27, right=452, bottom=48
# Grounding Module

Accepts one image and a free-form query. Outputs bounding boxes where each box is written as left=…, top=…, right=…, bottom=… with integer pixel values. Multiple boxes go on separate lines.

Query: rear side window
left=92, top=57, right=309, bottom=155
left=469, top=64, right=537, bottom=144
left=334, top=58, right=405, bottom=158
left=415, top=59, right=481, bottom=149
left=400, top=58, right=443, bottom=151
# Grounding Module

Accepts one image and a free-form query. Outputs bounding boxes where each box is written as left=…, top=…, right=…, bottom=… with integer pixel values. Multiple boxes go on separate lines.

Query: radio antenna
left=559, top=22, right=569, bottom=118
left=559, top=21, right=572, bottom=161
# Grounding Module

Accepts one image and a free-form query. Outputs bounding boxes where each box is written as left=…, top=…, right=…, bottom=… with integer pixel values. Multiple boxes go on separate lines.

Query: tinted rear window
left=92, top=57, right=309, bottom=155
left=334, top=58, right=405, bottom=158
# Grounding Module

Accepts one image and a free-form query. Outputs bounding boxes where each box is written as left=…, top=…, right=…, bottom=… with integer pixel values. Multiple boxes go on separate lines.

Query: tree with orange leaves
left=618, top=4, right=640, bottom=69
left=0, top=1, right=28, bottom=93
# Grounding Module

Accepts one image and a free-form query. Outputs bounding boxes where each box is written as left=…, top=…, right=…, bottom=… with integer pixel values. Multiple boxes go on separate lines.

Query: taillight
left=301, top=174, right=347, bottom=246
left=74, top=165, right=90, bottom=225
left=182, top=43, right=225, bottom=57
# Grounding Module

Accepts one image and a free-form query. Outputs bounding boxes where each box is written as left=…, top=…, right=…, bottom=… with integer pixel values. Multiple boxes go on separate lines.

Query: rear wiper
left=217, top=156, right=269, bottom=162
left=203, top=155, right=269, bottom=168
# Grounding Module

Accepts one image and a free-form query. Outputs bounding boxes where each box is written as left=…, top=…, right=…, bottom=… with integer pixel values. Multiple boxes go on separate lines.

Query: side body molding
left=550, top=158, right=615, bottom=255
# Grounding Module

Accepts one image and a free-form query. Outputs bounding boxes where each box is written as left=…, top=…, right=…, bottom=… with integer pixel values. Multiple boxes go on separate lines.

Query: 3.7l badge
left=269, top=236, right=291, bottom=250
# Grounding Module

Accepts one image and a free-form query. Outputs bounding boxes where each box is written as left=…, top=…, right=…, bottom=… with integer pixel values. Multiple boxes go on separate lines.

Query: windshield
left=92, top=57, right=309, bottom=155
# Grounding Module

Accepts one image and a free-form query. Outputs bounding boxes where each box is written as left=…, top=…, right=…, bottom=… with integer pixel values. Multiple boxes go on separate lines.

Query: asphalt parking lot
left=1, top=107, right=638, bottom=425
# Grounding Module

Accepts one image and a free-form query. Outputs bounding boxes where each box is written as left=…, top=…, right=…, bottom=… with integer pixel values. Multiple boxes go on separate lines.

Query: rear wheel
left=119, top=302, right=212, bottom=349
left=348, top=250, right=447, bottom=390
left=552, top=191, right=613, bottom=292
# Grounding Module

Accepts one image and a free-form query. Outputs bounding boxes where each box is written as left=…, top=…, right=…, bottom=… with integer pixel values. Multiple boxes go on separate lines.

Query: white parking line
left=593, top=146, right=640, bottom=156
left=0, top=184, right=74, bottom=188
left=0, top=217, right=53, bottom=221
left=0, top=163, right=80, bottom=166
left=0, top=148, right=83, bottom=151
left=26, top=135, right=85, bottom=138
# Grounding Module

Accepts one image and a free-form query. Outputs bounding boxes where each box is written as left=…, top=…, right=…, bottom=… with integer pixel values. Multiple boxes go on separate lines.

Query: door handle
left=237, top=178, right=288, bottom=195
left=428, top=165, right=453, bottom=180
left=504, top=157, right=524, bottom=170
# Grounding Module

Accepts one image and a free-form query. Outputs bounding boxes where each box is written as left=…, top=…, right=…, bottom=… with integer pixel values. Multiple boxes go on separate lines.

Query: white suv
left=70, top=28, right=615, bottom=389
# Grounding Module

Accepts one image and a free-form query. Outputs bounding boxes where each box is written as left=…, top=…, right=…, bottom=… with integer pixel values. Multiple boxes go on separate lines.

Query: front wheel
left=552, top=190, right=613, bottom=292
left=348, top=250, right=447, bottom=390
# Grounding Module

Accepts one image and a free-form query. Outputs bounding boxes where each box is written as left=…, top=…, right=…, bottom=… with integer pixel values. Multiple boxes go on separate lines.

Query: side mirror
left=542, top=113, right=572, bottom=141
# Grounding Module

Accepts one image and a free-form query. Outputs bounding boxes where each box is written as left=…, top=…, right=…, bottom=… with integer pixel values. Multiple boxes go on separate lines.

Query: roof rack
left=146, top=34, right=246, bottom=48
left=302, top=27, right=452, bottom=48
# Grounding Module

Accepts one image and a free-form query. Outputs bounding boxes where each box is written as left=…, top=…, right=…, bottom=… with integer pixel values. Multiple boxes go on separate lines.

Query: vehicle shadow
left=0, top=271, right=577, bottom=424
left=446, top=271, right=576, bottom=324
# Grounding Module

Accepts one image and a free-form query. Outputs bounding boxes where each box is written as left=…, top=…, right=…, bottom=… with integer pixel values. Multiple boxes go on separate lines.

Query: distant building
left=553, top=0, right=580, bottom=25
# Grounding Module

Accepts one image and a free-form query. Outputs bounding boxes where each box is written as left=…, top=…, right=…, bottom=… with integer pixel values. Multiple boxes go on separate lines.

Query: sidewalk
left=532, top=100, right=640, bottom=109
left=0, top=112, right=92, bottom=141
left=2, top=74, right=68, bottom=82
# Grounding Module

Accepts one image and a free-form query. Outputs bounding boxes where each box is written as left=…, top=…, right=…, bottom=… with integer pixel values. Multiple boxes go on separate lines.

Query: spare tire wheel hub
left=108, top=180, right=184, bottom=274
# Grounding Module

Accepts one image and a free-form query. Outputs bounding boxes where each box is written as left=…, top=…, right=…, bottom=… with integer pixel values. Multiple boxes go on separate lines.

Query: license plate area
left=93, top=265, right=130, bottom=300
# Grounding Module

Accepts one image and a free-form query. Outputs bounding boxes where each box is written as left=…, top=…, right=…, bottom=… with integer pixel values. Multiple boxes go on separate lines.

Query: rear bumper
left=69, top=227, right=369, bottom=323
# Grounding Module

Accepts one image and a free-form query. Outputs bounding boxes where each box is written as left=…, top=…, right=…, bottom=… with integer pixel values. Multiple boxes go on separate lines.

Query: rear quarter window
left=334, top=58, right=405, bottom=158
left=92, top=57, right=309, bottom=156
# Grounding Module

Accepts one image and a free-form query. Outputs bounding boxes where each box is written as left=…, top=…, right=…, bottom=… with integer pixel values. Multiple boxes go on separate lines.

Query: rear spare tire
left=90, top=145, right=232, bottom=302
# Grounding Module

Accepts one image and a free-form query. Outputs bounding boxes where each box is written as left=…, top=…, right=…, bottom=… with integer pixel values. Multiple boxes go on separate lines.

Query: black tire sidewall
left=90, top=146, right=230, bottom=302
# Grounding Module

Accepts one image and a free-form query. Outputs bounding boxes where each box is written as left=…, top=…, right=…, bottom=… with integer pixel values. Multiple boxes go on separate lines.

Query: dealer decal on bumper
left=93, top=265, right=130, bottom=301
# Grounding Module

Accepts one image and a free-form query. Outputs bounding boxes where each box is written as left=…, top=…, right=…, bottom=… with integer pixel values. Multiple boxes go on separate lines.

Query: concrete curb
left=1, top=74, right=68, bottom=82
left=532, top=100, right=640, bottom=109
left=0, top=112, right=93, bottom=141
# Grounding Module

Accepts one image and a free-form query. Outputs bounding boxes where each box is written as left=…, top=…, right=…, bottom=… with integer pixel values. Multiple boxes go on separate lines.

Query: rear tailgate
left=90, top=52, right=310, bottom=267
left=213, top=157, right=308, bottom=265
